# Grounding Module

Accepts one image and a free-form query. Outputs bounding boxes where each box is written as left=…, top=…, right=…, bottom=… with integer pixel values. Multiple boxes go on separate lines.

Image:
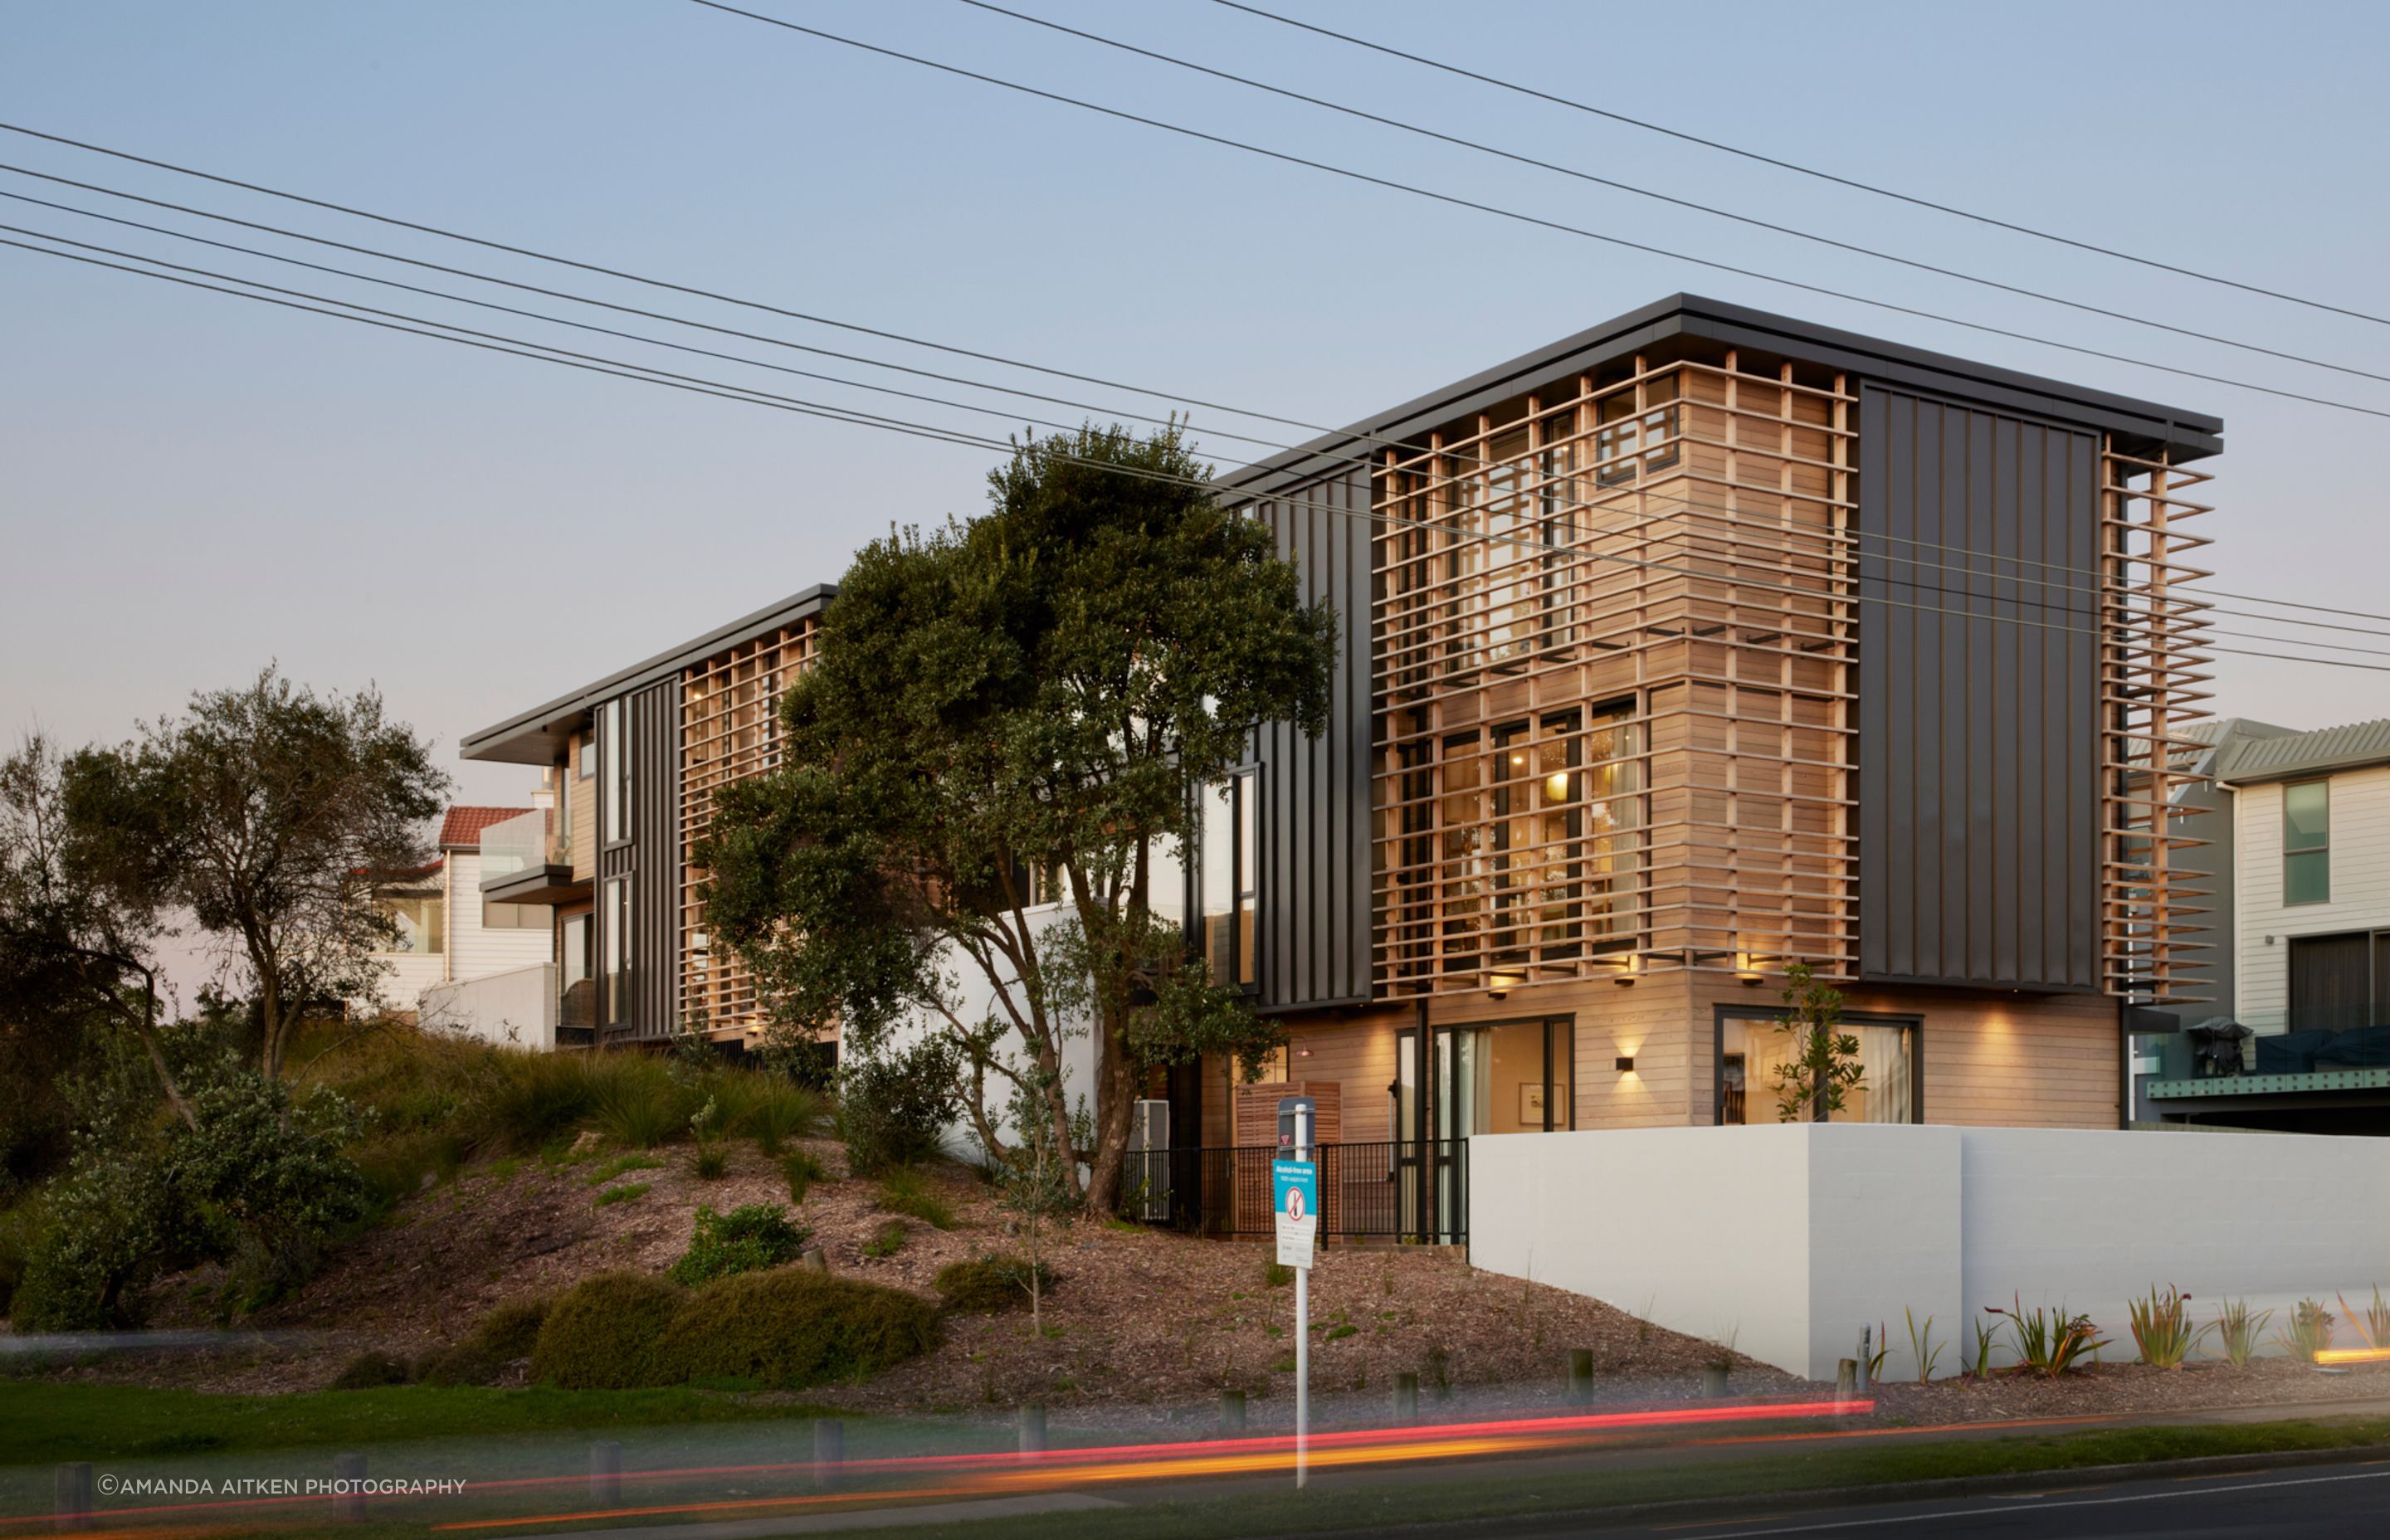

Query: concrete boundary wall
left=1469, top=1124, right=2390, bottom=1382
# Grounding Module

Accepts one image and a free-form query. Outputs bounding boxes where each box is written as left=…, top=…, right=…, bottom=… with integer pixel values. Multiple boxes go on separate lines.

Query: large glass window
left=1717, top=1012, right=1917, bottom=1123
left=481, top=899, right=548, bottom=930
left=559, top=911, right=594, bottom=1028
left=602, top=876, right=632, bottom=1026
left=599, top=699, right=632, bottom=846
left=1198, top=771, right=1260, bottom=987
left=374, top=893, right=443, bottom=955
left=2285, top=780, right=2329, bottom=905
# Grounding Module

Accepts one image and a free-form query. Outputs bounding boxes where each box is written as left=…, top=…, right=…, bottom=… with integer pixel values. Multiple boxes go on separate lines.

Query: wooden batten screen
left=679, top=619, right=819, bottom=1034
left=1232, top=1079, right=1343, bottom=1232
left=1373, top=355, right=1856, bottom=1000
left=2100, top=442, right=2214, bottom=1004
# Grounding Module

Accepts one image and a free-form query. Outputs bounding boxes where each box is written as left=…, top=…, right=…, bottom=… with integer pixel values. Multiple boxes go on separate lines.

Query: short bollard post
left=812, top=1419, right=845, bottom=1488
left=1702, top=1365, right=1731, bottom=1398
left=1836, top=1358, right=1859, bottom=1402
left=333, top=1452, right=368, bottom=1524
left=53, top=1462, right=93, bottom=1532
left=1567, top=1348, right=1594, bottom=1406
left=1219, top=1389, right=1246, bottom=1432
left=1393, top=1372, right=1420, bottom=1423
left=1018, top=1402, right=1047, bottom=1455
left=588, top=1440, right=622, bottom=1505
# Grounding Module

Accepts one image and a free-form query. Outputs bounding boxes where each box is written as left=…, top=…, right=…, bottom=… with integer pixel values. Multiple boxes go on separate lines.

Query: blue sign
left=1272, top=1158, right=1318, bottom=1227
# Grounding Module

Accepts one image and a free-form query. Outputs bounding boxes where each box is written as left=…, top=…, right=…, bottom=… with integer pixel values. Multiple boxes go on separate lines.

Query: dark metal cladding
left=594, top=677, right=685, bottom=1042
left=1857, top=385, right=2101, bottom=992
left=1239, top=466, right=1374, bottom=1012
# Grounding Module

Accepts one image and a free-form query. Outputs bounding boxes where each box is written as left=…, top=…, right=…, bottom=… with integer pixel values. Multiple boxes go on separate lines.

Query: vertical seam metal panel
left=1858, top=383, right=2100, bottom=992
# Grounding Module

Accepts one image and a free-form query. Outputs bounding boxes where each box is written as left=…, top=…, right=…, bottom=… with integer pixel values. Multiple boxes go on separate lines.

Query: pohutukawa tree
left=60, top=667, right=449, bottom=1079
left=702, top=423, right=1337, bottom=1213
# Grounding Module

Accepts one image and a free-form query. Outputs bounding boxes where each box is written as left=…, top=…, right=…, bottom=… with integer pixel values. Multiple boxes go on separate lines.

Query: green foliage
left=582, top=1153, right=664, bottom=1187
left=698, top=422, right=1337, bottom=1214
left=861, top=1220, right=908, bottom=1259
left=1262, top=1260, right=1294, bottom=1289
left=593, top=1070, right=700, bottom=1150
left=694, top=1146, right=729, bottom=1181
left=12, top=1060, right=373, bottom=1328
left=1770, top=962, right=1864, bottom=1122
left=52, top=666, right=449, bottom=1078
left=933, top=1255, right=1053, bottom=1313
left=669, top=1203, right=812, bottom=1287
left=0, top=1194, right=47, bottom=1316
left=876, top=1166, right=958, bottom=1230
left=530, top=1272, right=686, bottom=1389
left=2213, top=1299, right=2272, bottom=1367
left=1983, top=1294, right=2109, bottom=1378
left=1904, top=1306, right=1944, bottom=1384
left=657, top=1269, right=938, bottom=1390
left=2275, top=1298, right=2335, bottom=1363
left=593, top=1182, right=650, bottom=1211
left=2127, top=1285, right=2208, bottom=1370
left=840, top=1037, right=963, bottom=1177
left=739, top=1083, right=828, bottom=1156
left=782, top=1149, right=827, bottom=1205
left=416, top=1297, right=549, bottom=1387
left=2339, top=1286, right=2390, bottom=1351
left=327, top=1351, right=412, bottom=1391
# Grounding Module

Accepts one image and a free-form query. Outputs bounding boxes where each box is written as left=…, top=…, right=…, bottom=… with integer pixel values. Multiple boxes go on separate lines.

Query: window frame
left=601, top=875, right=632, bottom=1027
left=2283, top=778, right=2330, bottom=907
left=1196, top=767, right=1262, bottom=992
left=1710, top=1005, right=1924, bottom=1125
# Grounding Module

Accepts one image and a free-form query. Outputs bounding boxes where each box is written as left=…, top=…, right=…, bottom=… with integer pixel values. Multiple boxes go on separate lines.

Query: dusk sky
left=7, top=0, right=2388, bottom=819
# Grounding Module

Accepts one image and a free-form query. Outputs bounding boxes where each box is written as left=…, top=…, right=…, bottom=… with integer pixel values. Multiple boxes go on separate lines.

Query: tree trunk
left=1080, top=1012, right=1139, bottom=1216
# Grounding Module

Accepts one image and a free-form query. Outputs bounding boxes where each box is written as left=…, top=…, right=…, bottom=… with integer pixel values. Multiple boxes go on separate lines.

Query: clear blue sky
left=6, top=0, right=2388, bottom=811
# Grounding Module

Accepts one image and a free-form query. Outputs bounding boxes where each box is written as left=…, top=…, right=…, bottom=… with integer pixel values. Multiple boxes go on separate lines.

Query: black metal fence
left=1119, top=1140, right=1469, bottom=1245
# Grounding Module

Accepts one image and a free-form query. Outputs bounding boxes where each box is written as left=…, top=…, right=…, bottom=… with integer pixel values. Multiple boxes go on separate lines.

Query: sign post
left=1273, top=1097, right=1318, bottom=1489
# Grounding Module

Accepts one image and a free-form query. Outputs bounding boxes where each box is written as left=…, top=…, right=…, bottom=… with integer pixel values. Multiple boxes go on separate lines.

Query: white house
left=369, top=804, right=558, bottom=1047
left=2137, top=715, right=2390, bottom=1131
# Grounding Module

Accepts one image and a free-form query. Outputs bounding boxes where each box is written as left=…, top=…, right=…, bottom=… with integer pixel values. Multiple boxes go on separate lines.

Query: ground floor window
left=373, top=892, right=443, bottom=955
left=1416, top=1015, right=1575, bottom=1138
left=1716, top=1009, right=1919, bottom=1124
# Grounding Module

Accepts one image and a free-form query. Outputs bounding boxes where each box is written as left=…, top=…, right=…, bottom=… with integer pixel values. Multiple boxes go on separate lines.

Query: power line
left=0, top=154, right=2255, bottom=622
left=19, top=225, right=2379, bottom=677
left=1211, top=0, right=2390, bottom=334
left=12, top=124, right=2390, bottom=637
left=959, top=0, right=2390, bottom=392
left=683, top=1, right=2390, bottom=424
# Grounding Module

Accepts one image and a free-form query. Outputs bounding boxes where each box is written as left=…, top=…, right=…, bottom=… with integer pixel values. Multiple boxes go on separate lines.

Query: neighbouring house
left=368, top=804, right=557, bottom=1045
left=2135, top=715, right=2390, bottom=1132
left=461, top=295, right=2221, bottom=1240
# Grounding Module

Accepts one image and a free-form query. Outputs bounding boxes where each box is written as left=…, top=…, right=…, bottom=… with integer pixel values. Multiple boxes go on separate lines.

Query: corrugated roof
left=2213, top=717, right=2390, bottom=784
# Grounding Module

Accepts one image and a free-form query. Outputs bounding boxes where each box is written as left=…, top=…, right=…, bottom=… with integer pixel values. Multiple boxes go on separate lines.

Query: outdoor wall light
left=1611, top=969, right=1636, bottom=987
left=1614, top=1056, right=1636, bottom=1074
left=1488, top=971, right=1522, bottom=1001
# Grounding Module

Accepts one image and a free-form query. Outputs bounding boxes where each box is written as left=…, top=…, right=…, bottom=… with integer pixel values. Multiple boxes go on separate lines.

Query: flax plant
left=2212, top=1298, right=2272, bottom=1367
left=2338, top=1285, right=2390, bottom=1351
left=2126, top=1284, right=2209, bottom=1370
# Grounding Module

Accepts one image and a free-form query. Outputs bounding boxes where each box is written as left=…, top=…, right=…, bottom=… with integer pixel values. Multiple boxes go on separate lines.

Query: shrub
left=2127, top=1284, right=2207, bottom=1370
left=877, top=1167, right=957, bottom=1230
left=2339, top=1285, right=2390, bottom=1351
left=694, top=1146, right=729, bottom=1181
left=670, top=1203, right=812, bottom=1287
left=530, top=1272, right=685, bottom=1389
left=740, top=1084, right=829, bottom=1156
left=934, top=1255, right=1054, bottom=1313
left=593, top=1182, right=650, bottom=1210
left=1983, top=1295, right=2108, bottom=1378
left=1262, top=1260, right=1294, bottom=1289
left=2275, top=1298, right=2335, bottom=1363
left=838, top=1039, right=962, bottom=1177
left=457, top=1050, right=598, bottom=1154
left=329, top=1350, right=412, bottom=1391
left=2213, top=1299, right=2271, bottom=1367
left=0, top=1196, right=51, bottom=1319
left=417, top=1297, right=549, bottom=1386
left=658, top=1269, right=936, bottom=1390
left=861, top=1221, right=908, bottom=1259
left=783, top=1150, right=827, bottom=1205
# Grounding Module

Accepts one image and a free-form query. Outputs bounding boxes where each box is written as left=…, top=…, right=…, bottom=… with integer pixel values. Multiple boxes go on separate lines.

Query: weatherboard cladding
left=1856, top=385, right=2102, bottom=992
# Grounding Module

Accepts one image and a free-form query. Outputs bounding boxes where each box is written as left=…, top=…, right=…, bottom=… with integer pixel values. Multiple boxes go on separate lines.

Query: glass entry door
left=1405, top=1016, right=1573, bottom=1244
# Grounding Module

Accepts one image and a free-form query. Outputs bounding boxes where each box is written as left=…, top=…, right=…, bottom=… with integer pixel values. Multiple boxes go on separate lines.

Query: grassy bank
left=0, top=1380, right=818, bottom=1463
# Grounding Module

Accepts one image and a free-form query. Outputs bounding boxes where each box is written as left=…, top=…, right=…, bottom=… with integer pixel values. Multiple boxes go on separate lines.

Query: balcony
left=2145, top=1007, right=2390, bottom=1104
left=478, top=808, right=583, bottom=905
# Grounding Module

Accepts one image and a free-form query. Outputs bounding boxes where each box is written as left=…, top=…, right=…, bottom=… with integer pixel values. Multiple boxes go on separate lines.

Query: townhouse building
left=462, top=295, right=2220, bottom=1231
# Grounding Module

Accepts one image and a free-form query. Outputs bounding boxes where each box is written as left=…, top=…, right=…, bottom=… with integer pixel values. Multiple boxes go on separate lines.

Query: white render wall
left=2236, top=765, right=2390, bottom=1021
left=444, top=849, right=553, bottom=984
left=421, top=962, right=558, bottom=1052
left=1471, top=1123, right=2390, bottom=1382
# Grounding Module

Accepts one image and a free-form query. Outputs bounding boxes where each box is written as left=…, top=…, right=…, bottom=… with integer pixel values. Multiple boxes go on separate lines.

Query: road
left=1481, top=1457, right=2390, bottom=1538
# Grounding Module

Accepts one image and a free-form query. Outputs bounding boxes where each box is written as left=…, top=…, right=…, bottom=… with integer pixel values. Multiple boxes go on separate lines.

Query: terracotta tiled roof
left=439, top=805, right=539, bottom=849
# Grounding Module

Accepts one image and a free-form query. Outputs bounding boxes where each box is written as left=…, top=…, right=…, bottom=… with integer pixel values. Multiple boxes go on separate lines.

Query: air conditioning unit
left=1127, top=1098, right=1172, bottom=1222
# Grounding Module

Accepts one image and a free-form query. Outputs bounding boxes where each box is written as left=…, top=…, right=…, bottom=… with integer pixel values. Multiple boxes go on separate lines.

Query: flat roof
left=1216, top=293, right=2224, bottom=500
left=461, top=584, right=835, bottom=765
